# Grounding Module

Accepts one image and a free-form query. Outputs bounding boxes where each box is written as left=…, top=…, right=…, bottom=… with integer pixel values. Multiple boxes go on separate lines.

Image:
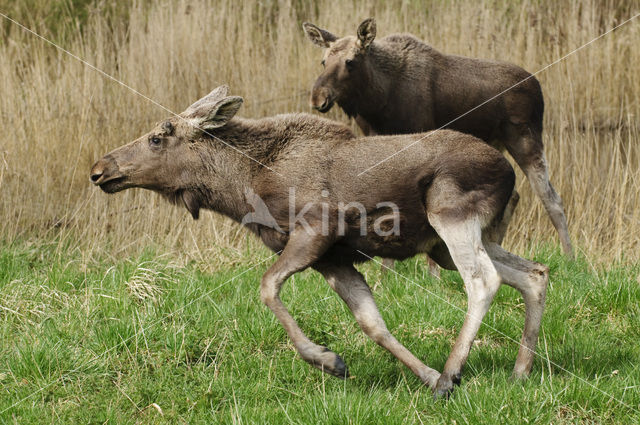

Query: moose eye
left=345, top=59, right=354, bottom=70
left=321, top=59, right=325, bottom=67
left=149, top=136, right=162, bottom=147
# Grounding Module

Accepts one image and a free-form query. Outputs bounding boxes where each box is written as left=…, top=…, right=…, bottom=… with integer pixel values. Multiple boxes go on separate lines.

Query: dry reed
left=0, top=0, right=638, bottom=267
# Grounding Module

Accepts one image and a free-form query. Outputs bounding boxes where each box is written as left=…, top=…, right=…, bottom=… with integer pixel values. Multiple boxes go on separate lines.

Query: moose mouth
left=96, top=176, right=129, bottom=193
left=315, top=97, right=335, bottom=113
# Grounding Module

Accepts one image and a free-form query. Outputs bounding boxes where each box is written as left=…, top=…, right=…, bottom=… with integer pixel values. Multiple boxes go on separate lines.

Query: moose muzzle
left=90, top=155, right=126, bottom=193
left=310, top=86, right=335, bottom=113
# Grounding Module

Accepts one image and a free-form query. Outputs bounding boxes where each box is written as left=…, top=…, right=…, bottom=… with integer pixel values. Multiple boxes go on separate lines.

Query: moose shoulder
left=304, top=18, right=573, bottom=258
left=91, top=86, right=548, bottom=398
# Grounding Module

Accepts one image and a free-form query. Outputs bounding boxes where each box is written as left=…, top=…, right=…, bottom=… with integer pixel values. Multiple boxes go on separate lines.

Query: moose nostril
left=90, top=172, right=102, bottom=183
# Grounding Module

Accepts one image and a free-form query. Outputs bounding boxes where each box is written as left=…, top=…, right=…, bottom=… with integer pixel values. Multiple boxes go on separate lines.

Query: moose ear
left=302, top=22, right=338, bottom=48
left=183, top=85, right=229, bottom=117
left=356, top=18, right=376, bottom=50
left=183, top=96, right=243, bottom=130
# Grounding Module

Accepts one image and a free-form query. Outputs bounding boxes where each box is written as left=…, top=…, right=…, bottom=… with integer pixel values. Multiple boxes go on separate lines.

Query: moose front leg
left=260, top=229, right=348, bottom=378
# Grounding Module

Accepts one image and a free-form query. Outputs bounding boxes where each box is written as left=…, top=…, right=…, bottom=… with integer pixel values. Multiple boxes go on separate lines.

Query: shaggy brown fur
left=304, top=18, right=573, bottom=258
left=90, top=87, right=548, bottom=398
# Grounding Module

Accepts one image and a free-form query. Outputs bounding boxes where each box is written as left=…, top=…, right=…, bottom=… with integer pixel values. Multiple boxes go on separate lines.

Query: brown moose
left=90, top=86, right=548, bottom=398
left=303, top=18, right=573, bottom=260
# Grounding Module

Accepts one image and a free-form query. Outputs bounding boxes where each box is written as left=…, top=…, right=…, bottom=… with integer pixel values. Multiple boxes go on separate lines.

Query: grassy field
left=0, top=0, right=639, bottom=264
left=1, top=241, right=639, bottom=423
left=1, top=0, right=640, bottom=423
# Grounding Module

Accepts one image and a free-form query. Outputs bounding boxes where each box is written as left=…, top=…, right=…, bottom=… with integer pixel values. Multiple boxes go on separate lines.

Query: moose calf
left=91, top=86, right=548, bottom=398
left=304, top=18, right=573, bottom=259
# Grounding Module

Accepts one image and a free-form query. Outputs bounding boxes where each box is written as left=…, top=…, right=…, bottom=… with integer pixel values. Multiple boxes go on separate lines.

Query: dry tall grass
left=0, top=0, right=638, bottom=267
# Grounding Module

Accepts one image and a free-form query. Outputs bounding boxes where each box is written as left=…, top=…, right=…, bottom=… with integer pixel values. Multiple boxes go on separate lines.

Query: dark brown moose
left=90, top=86, right=548, bottom=398
left=304, top=18, right=573, bottom=259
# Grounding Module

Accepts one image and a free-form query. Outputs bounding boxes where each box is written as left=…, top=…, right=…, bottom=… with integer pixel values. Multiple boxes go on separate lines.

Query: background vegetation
left=0, top=0, right=639, bottom=266
left=1, top=0, right=639, bottom=423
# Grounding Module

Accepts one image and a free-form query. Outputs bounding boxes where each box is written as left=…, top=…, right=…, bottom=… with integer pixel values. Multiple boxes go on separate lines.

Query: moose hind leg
left=505, top=129, right=573, bottom=258
left=315, top=262, right=441, bottom=388
left=525, top=155, right=573, bottom=257
left=380, top=258, right=395, bottom=273
left=484, top=242, right=548, bottom=378
left=428, top=214, right=502, bottom=398
left=495, top=189, right=520, bottom=245
left=426, top=255, right=441, bottom=278
left=260, top=230, right=348, bottom=378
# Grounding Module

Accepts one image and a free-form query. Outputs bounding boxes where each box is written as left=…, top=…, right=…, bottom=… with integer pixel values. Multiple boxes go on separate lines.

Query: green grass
left=1, top=240, right=639, bottom=424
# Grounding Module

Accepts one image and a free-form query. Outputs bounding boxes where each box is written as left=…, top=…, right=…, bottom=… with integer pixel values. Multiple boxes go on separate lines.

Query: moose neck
left=210, top=117, right=292, bottom=163
left=183, top=116, right=300, bottom=223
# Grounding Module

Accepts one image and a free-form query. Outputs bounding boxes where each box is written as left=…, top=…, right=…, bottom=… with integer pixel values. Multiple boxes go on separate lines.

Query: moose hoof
left=418, top=369, right=441, bottom=388
left=433, top=372, right=461, bottom=400
left=301, top=345, right=349, bottom=379
left=433, top=387, right=452, bottom=400
left=319, top=353, right=349, bottom=379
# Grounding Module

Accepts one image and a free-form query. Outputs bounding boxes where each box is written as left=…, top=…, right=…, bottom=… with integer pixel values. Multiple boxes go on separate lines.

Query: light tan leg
left=381, top=258, right=395, bottom=273
left=260, top=229, right=348, bottom=378
left=505, top=128, right=573, bottom=258
left=426, top=255, right=441, bottom=279
left=495, top=189, right=520, bottom=245
left=428, top=214, right=502, bottom=398
left=315, top=262, right=441, bottom=388
left=521, top=155, right=573, bottom=257
left=485, top=242, right=548, bottom=377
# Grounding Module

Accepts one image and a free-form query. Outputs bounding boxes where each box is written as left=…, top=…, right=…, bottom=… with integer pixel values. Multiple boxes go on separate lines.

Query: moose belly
left=337, top=208, right=438, bottom=261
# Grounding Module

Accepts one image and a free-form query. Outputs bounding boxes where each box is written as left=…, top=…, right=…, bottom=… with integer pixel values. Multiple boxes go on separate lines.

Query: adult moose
left=90, top=86, right=548, bottom=398
left=303, top=18, right=573, bottom=258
